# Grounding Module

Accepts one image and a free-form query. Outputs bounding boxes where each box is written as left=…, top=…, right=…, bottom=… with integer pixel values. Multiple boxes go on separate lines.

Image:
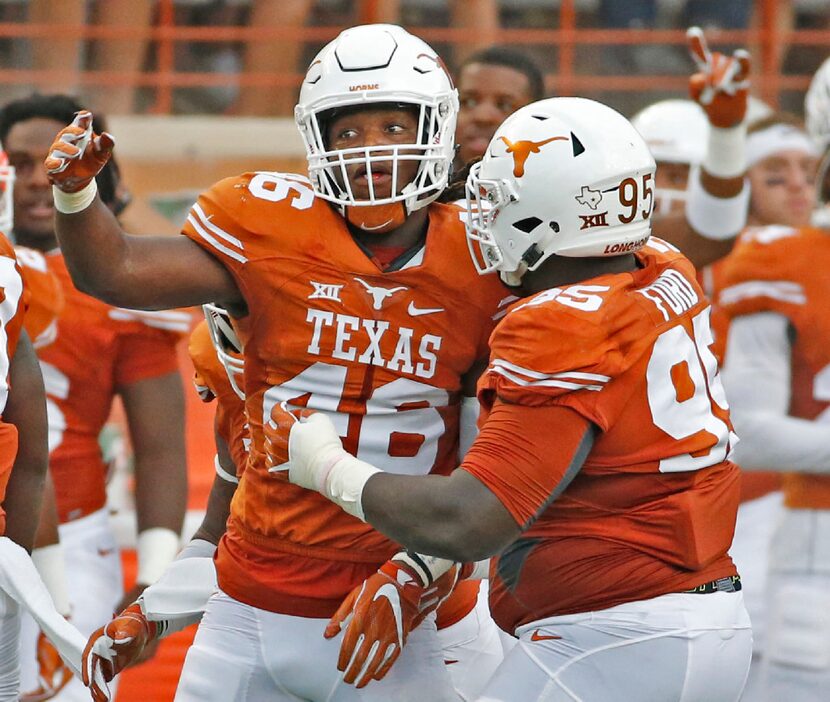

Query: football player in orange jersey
left=273, top=97, right=753, bottom=701
left=716, top=114, right=830, bottom=702
left=0, top=93, right=189, bottom=701
left=0, top=214, right=54, bottom=699
left=52, top=24, right=509, bottom=702
left=706, top=113, right=821, bottom=702
left=116, top=305, right=502, bottom=700
left=453, top=46, right=545, bottom=173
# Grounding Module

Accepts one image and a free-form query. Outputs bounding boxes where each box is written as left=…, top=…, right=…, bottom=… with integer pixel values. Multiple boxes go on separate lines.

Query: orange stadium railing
left=0, top=0, right=826, bottom=114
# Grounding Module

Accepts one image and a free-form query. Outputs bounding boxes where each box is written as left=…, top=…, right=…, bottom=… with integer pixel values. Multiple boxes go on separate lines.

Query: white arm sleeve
left=458, top=396, right=480, bottom=461
left=722, top=312, right=830, bottom=473
left=138, top=538, right=218, bottom=637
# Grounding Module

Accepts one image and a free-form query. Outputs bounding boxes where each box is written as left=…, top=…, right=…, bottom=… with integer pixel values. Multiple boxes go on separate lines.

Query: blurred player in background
left=712, top=113, right=820, bottom=701
left=0, top=154, right=52, bottom=699
left=453, top=46, right=546, bottom=173
left=0, top=93, right=189, bottom=701
left=271, top=96, right=752, bottom=701
left=805, top=54, right=830, bottom=227
left=716, top=111, right=829, bottom=700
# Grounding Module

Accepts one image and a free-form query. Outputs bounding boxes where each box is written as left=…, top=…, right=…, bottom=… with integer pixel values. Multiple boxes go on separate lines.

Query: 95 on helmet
left=465, top=97, right=656, bottom=285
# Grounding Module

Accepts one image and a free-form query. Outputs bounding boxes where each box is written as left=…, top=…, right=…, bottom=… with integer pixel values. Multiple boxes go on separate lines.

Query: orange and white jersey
left=467, top=239, right=740, bottom=632
left=37, top=252, right=188, bottom=523
left=188, top=321, right=249, bottom=478
left=181, top=171, right=509, bottom=617
left=13, top=245, right=64, bottom=350
left=717, top=225, right=830, bottom=508
left=0, top=233, right=27, bottom=535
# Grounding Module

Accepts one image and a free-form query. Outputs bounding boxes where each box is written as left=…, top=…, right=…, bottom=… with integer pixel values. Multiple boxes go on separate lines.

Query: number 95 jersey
left=470, top=239, right=741, bottom=630
left=182, top=172, right=509, bottom=617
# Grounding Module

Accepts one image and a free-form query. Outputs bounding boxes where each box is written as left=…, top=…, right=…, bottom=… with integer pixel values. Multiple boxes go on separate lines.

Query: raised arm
left=652, top=28, right=751, bottom=268
left=45, top=112, right=240, bottom=311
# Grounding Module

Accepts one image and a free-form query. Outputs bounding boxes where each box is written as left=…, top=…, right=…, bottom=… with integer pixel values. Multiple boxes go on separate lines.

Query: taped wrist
left=52, top=180, right=97, bottom=214
left=685, top=168, right=750, bottom=241
left=320, top=453, right=382, bottom=521
left=702, top=123, right=747, bottom=179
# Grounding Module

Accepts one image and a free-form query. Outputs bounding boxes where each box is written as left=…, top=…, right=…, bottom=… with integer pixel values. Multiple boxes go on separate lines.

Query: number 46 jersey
left=182, top=172, right=509, bottom=617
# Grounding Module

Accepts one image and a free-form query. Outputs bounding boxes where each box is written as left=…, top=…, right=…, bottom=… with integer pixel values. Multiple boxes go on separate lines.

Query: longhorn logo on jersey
left=499, top=135, right=568, bottom=177
left=354, top=277, right=408, bottom=310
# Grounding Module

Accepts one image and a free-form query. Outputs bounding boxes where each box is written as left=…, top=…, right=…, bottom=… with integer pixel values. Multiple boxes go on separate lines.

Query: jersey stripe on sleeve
left=187, top=203, right=248, bottom=264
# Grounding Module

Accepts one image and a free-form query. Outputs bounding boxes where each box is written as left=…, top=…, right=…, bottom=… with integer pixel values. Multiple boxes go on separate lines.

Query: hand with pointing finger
left=45, top=110, right=115, bottom=194
left=687, top=26, right=751, bottom=129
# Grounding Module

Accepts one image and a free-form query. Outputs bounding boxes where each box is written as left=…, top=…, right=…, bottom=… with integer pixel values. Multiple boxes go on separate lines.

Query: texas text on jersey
left=182, top=171, right=509, bottom=617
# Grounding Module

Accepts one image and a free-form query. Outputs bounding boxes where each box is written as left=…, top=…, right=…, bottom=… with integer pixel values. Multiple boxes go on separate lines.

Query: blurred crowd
left=0, top=0, right=828, bottom=116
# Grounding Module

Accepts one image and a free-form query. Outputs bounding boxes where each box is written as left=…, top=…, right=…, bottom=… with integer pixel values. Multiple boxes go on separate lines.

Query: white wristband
left=137, top=528, right=180, bottom=585
left=322, top=453, right=382, bottom=522
left=52, top=180, right=98, bottom=214
left=685, top=168, right=750, bottom=241
left=31, top=544, right=71, bottom=617
left=702, top=123, right=747, bottom=179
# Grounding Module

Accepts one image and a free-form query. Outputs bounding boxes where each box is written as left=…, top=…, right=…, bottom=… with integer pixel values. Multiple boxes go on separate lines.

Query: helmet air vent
left=512, top=216, right=543, bottom=234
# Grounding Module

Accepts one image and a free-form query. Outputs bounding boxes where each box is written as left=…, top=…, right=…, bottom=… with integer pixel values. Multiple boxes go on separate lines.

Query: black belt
left=684, top=575, right=741, bottom=594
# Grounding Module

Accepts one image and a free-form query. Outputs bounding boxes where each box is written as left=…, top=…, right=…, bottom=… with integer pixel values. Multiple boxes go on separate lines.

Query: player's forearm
left=134, top=452, right=187, bottom=535
left=2, top=333, right=49, bottom=552
left=54, top=197, right=135, bottom=304
left=191, top=472, right=236, bottom=546
left=362, top=470, right=516, bottom=562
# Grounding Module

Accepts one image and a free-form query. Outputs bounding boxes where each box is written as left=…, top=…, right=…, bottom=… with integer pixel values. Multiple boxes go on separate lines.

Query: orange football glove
left=687, top=26, right=750, bottom=129
left=19, top=631, right=74, bottom=701
left=44, top=111, right=115, bottom=194
left=324, top=559, right=459, bottom=688
left=82, top=604, right=158, bottom=702
left=264, top=402, right=311, bottom=473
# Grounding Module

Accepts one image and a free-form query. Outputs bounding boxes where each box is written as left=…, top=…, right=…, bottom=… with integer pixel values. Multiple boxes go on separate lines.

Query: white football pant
left=0, top=589, right=20, bottom=700
left=728, top=491, right=783, bottom=702
left=760, top=508, right=830, bottom=702
left=20, top=508, right=122, bottom=701
left=175, top=589, right=462, bottom=701
left=437, top=581, right=504, bottom=700
left=478, top=591, right=752, bottom=701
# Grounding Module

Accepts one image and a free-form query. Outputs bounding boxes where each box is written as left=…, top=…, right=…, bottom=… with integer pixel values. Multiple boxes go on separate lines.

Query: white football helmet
left=806, top=56, right=830, bottom=151
left=0, top=148, right=14, bottom=235
left=805, top=56, right=830, bottom=227
left=630, top=100, right=707, bottom=214
left=466, top=97, right=655, bottom=285
left=203, top=303, right=244, bottom=400
left=295, top=24, right=458, bottom=218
